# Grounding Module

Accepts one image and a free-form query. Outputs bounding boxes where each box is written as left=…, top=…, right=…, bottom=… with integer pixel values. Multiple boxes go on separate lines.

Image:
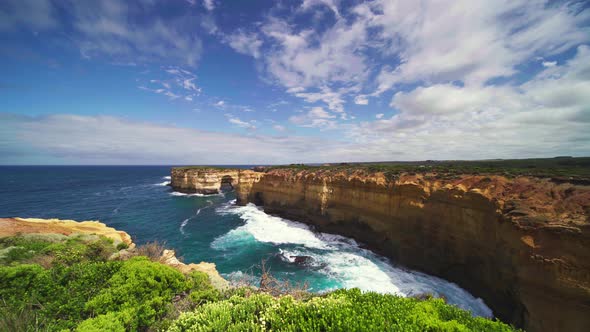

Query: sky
left=1, top=0, right=589, bottom=165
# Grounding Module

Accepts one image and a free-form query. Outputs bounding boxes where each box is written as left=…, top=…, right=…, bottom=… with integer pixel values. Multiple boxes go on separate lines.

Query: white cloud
left=203, top=0, right=215, bottom=11
left=350, top=46, right=590, bottom=159
left=0, top=113, right=388, bottom=164
left=215, top=100, right=225, bottom=107
left=228, top=116, right=257, bottom=130
left=1, top=0, right=204, bottom=66
left=260, top=13, right=368, bottom=89
left=300, top=0, right=341, bottom=18
left=224, top=30, right=263, bottom=58
left=354, top=95, right=368, bottom=105
left=375, top=113, right=384, bottom=119
left=372, top=0, right=589, bottom=93
left=289, top=107, right=338, bottom=129
left=273, top=124, right=287, bottom=132
left=233, top=0, right=588, bottom=115
left=542, top=61, right=557, bottom=67
left=138, top=67, right=201, bottom=101
left=293, top=87, right=350, bottom=113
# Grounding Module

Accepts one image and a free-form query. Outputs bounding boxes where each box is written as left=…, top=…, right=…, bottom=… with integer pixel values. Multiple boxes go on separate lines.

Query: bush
left=0, top=235, right=117, bottom=266
left=0, top=261, right=122, bottom=331
left=84, top=257, right=190, bottom=330
left=186, top=271, right=220, bottom=304
left=116, top=242, right=129, bottom=250
left=167, top=289, right=518, bottom=332
left=133, top=241, right=167, bottom=262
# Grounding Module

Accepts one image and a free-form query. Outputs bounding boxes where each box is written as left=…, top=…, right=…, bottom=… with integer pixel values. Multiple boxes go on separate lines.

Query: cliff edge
left=0, top=217, right=228, bottom=290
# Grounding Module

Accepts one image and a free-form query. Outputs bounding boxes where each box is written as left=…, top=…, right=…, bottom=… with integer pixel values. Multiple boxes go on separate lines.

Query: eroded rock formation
left=160, top=249, right=229, bottom=290
left=171, top=168, right=239, bottom=194
left=173, top=166, right=590, bottom=331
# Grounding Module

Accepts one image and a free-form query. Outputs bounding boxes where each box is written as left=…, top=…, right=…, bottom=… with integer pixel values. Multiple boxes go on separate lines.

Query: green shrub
left=167, top=289, right=518, bottom=332
left=187, top=271, right=220, bottom=304
left=76, top=309, right=133, bottom=332
left=85, top=257, right=189, bottom=330
left=116, top=242, right=129, bottom=250
left=0, top=261, right=123, bottom=331
left=0, top=235, right=117, bottom=266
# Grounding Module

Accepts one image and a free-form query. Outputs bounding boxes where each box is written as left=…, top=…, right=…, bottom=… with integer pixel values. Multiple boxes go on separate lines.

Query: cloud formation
left=224, top=0, right=589, bottom=116
left=350, top=46, right=590, bottom=159
left=0, top=113, right=385, bottom=165
left=1, top=0, right=204, bottom=66
left=1, top=0, right=589, bottom=164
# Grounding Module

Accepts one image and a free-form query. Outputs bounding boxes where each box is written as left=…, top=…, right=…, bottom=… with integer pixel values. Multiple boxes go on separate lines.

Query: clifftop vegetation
left=268, top=157, right=590, bottom=182
left=0, top=233, right=518, bottom=331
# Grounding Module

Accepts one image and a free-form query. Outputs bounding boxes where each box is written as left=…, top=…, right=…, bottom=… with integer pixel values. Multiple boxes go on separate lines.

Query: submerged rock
left=290, top=255, right=313, bottom=266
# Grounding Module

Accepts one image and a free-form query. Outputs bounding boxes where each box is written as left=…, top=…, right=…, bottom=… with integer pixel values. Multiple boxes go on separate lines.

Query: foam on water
left=163, top=176, right=171, bottom=180
left=155, top=181, right=171, bottom=186
left=214, top=202, right=493, bottom=318
left=170, top=191, right=225, bottom=197
left=214, top=203, right=327, bottom=249
left=180, top=208, right=201, bottom=235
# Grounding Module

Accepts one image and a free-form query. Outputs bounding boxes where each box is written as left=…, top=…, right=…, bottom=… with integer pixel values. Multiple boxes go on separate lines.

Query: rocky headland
left=0, top=217, right=227, bottom=289
left=171, top=165, right=590, bottom=332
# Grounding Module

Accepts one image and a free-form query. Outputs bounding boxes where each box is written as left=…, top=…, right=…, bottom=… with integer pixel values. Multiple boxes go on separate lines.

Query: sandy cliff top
left=0, top=217, right=134, bottom=247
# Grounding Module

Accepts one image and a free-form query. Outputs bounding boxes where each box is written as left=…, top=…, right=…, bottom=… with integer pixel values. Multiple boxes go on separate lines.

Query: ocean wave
left=213, top=202, right=493, bottom=318
left=163, top=176, right=171, bottom=180
left=180, top=208, right=203, bottom=234
left=213, top=203, right=327, bottom=249
left=155, top=181, right=171, bottom=186
left=170, top=191, right=225, bottom=197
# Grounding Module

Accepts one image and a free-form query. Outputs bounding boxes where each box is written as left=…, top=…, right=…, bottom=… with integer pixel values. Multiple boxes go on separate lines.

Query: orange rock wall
left=235, top=169, right=590, bottom=332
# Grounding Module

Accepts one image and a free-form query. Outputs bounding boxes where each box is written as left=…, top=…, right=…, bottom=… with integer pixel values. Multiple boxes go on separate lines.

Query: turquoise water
left=0, top=166, right=492, bottom=317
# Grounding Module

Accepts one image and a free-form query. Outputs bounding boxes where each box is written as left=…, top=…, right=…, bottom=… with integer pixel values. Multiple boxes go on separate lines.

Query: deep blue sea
left=0, top=166, right=492, bottom=316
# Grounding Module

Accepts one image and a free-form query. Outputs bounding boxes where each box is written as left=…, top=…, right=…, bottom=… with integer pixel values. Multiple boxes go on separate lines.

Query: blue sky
left=1, top=0, right=589, bottom=164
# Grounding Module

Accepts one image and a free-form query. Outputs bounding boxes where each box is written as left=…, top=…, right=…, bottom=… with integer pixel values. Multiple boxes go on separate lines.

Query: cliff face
left=171, top=168, right=240, bottom=194
left=229, top=169, right=590, bottom=332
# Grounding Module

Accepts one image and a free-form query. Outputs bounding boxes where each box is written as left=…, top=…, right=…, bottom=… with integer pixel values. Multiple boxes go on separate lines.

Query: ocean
left=0, top=165, right=492, bottom=317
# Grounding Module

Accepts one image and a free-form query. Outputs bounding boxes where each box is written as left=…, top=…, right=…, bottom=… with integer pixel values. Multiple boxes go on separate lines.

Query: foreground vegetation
left=0, top=235, right=518, bottom=331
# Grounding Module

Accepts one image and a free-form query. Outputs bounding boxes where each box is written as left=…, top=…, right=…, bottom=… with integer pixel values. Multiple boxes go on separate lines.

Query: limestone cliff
left=177, top=167, right=589, bottom=332
left=171, top=167, right=239, bottom=194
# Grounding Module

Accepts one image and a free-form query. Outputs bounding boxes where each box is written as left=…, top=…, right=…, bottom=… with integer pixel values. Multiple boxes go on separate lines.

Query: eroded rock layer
left=171, top=168, right=239, bottom=194
left=173, top=167, right=589, bottom=332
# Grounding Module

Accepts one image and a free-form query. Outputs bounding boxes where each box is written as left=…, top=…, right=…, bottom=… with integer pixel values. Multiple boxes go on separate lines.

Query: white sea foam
left=155, top=181, right=171, bottom=186
left=180, top=206, right=208, bottom=235
left=213, top=203, right=327, bottom=249
left=163, top=176, right=171, bottom=180
left=214, top=201, right=493, bottom=318
left=170, top=191, right=205, bottom=197
left=170, top=191, right=225, bottom=197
